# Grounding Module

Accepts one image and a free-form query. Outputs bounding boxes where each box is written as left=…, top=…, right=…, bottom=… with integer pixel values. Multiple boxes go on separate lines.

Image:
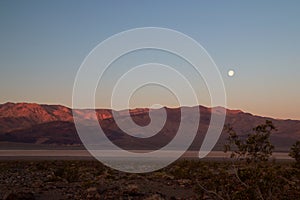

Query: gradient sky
left=0, top=0, right=299, bottom=119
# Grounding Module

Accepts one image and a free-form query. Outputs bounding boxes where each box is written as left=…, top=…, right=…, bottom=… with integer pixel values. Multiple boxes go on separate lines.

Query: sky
left=0, top=0, right=299, bottom=119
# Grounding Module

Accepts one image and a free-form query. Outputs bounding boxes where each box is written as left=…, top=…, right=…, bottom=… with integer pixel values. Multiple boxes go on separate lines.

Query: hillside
left=0, top=102, right=299, bottom=151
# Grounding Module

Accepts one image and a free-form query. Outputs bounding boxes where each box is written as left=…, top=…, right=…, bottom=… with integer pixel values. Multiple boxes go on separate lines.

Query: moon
left=228, top=69, right=235, bottom=77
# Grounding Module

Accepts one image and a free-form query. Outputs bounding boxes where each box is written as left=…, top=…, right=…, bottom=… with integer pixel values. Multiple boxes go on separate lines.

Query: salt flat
left=0, top=150, right=293, bottom=160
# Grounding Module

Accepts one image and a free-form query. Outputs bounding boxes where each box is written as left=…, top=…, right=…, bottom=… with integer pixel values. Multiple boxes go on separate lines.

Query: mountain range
left=0, top=102, right=299, bottom=151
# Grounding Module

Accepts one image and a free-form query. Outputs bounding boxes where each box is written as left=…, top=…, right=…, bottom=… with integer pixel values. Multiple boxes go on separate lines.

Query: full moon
left=228, top=69, right=235, bottom=77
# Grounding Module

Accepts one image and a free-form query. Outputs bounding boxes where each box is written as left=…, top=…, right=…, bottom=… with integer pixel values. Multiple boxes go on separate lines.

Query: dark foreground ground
left=0, top=160, right=299, bottom=200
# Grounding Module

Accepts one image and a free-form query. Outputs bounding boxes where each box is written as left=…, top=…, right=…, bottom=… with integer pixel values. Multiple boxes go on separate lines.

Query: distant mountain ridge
left=0, top=102, right=299, bottom=151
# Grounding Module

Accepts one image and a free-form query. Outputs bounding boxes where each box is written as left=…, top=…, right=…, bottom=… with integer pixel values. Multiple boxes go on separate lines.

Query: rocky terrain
left=0, top=160, right=299, bottom=200
left=0, top=160, right=198, bottom=200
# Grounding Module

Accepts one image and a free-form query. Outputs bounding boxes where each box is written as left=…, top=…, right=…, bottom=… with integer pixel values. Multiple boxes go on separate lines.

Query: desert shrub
left=196, top=121, right=300, bottom=199
left=289, top=140, right=300, bottom=167
left=224, top=120, right=276, bottom=163
left=196, top=162, right=300, bottom=199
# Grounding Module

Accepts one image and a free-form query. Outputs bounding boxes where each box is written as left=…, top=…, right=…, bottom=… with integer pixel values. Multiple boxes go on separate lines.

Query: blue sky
left=0, top=0, right=299, bottom=119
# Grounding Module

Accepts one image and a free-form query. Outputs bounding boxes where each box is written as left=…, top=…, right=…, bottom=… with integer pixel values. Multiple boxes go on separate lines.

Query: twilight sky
left=0, top=0, right=299, bottom=119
